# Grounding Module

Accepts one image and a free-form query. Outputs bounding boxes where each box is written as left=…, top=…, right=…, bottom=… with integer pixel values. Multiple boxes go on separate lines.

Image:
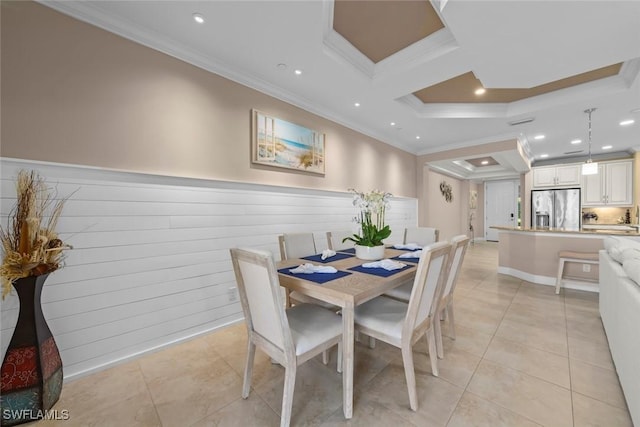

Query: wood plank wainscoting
left=0, top=158, right=417, bottom=381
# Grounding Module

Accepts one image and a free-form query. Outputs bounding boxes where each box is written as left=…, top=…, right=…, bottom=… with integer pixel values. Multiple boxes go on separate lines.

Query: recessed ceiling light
left=571, top=139, right=582, bottom=144
left=474, top=88, right=486, bottom=95
left=416, top=136, right=420, bottom=140
left=630, top=107, right=640, bottom=114
left=481, top=160, right=489, bottom=165
left=619, top=119, right=635, bottom=126
left=602, top=145, right=613, bottom=150
left=294, top=69, right=302, bottom=75
left=193, top=13, right=205, bottom=24
left=276, top=63, right=287, bottom=70
left=354, top=102, right=360, bottom=107
left=390, top=122, right=396, bottom=126
left=534, top=134, right=545, bottom=140
left=540, top=154, right=549, bottom=158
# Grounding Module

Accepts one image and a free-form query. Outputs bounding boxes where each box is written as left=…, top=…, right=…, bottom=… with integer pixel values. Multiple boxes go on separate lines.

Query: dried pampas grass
left=1, top=170, right=72, bottom=299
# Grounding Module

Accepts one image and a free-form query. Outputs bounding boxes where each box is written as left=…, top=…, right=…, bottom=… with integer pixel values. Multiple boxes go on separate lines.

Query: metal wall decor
left=440, top=180, right=453, bottom=203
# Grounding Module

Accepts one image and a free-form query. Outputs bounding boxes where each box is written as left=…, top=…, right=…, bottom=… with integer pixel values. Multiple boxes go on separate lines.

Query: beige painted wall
left=0, top=2, right=416, bottom=197
left=421, top=167, right=465, bottom=241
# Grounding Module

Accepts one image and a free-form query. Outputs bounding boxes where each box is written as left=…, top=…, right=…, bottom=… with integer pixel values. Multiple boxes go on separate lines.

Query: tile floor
left=36, top=242, right=632, bottom=426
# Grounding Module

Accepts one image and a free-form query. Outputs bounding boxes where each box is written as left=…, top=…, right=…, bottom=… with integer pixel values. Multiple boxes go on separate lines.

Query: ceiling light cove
left=620, top=119, right=635, bottom=126
left=481, top=160, right=489, bottom=165
left=192, top=13, right=204, bottom=24
left=533, top=134, right=545, bottom=140
left=571, top=139, right=582, bottom=144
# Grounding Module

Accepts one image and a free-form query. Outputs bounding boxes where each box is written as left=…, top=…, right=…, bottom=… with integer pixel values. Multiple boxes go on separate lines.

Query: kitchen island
left=492, top=226, right=640, bottom=292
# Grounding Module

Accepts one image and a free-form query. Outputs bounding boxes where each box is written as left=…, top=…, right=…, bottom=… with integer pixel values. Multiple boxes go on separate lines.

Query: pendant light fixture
left=582, top=108, right=598, bottom=175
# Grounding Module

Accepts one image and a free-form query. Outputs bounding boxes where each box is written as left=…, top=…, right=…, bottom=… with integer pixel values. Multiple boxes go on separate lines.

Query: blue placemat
left=337, top=247, right=356, bottom=254
left=348, top=263, right=413, bottom=278
left=391, top=255, right=420, bottom=264
left=301, top=252, right=354, bottom=264
left=278, top=268, right=352, bottom=284
left=389, top=246, right=422, bottom=252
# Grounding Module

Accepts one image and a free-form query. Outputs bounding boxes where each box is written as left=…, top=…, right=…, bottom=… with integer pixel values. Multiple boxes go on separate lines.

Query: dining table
left=276, top=246, right=420, bottom=419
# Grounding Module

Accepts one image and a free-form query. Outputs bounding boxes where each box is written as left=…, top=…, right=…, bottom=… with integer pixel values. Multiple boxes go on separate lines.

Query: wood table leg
left=342, top=302, right=354, bottom=419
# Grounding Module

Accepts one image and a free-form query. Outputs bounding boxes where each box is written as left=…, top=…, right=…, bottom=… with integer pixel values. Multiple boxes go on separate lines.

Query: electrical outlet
left=582, top=264, right=591, bottom=273
left=228, top=287, right=238, bottom=302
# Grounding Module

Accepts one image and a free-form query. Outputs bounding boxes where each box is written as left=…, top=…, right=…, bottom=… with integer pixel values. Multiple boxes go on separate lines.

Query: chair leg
left=447, top=303, right=456, bottom=340
left=434, top=315, right=444, bottom=359
left=401, top=345, right=418, bottom=411
left=322, top=350, right=329, bottom=365
left=281, top=363, right=297, bottom=427
left=427, top=328, right=439, bottom=377
left=243, top=340, right=256, bottom=398
left=337, top=342, right=343, bottom=373
left=369, top=336, right=376, bottom=349
left=556, top=258, right=565, bottom=295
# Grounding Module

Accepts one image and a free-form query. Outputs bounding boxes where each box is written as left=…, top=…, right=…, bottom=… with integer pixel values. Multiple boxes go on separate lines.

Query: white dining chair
left=354, top=241, right=451, bottom=411
left=230, top=247, right=343, bottom=427
left=384, top=235, right=470, bottom=359
left=404, top=227, right=439, bottom=246
left=326, top=230, right=355, bottom=252
left=278, top=233, right=339, bottom=312
left=433, top=235, right=470, bottom=357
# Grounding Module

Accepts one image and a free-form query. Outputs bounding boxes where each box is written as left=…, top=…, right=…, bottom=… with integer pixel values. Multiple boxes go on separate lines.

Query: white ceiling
left=42, top=0, right=640, bottom=177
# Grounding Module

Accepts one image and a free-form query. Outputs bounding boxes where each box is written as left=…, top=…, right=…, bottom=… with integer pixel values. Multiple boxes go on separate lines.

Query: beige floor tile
left=364, top=364, right=464, bottom=426
left=254, top=360, right=344, bottom=425
left=144, top=355, right=243, bottom=426
left=58, top=361, right=150, bottom=416
left=454, top=298, right=506, bottom=335
left=495, top=317, right=568, bottom=356
left=502, top=306, right=566, bottom=332
left=565, top=313, right=609, bottom=347
left=462, top=288, right=515, bottom=309
left=467, top=360, right=573, bottom=427
left=411, top=345, right=481, bottom=389
left=319, top=395, right=417, bottom=426
left=572, top=391, right=634, bottom=427
left=569, top=358, right=628, bottom=409
left=446, top=391, right=542, bottom=427
left=483, top=335, right=570, bottom=388
left=440, top=324, right=493, bottom=358
left=472, top=279, right=521, bottom=297
left=191, top=394, right=281, bottom=427
left=567, top=335, right=614, bottom=371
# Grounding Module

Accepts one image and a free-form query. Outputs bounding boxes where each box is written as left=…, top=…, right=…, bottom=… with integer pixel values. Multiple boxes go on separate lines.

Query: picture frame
left=251, top=109, right=325, bottom=175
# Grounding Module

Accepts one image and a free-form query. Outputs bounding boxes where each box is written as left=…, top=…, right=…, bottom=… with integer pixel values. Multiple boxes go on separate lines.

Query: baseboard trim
left=497, top=266, right=599, bottom=293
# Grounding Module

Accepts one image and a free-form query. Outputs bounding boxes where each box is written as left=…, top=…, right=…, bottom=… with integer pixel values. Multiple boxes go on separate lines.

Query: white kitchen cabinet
left=532, top=164, right=582, bottom=187
left=581, top=160, right=633, bottom=206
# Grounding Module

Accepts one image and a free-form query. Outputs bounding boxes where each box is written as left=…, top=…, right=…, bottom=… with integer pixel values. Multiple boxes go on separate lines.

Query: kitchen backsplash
left=582, top=206, right=637, bottom=224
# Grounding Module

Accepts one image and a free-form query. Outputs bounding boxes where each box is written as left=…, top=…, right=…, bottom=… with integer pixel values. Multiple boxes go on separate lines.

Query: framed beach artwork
left=251, top=109, right=325, bottom=174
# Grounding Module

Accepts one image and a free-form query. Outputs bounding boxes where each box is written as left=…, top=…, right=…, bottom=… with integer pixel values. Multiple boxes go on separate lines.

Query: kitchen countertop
left=491, top=226, right=640, bottom=236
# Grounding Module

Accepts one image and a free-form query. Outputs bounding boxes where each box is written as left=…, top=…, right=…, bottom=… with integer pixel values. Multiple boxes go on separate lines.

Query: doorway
left=484, top=179, right=519, bottom=241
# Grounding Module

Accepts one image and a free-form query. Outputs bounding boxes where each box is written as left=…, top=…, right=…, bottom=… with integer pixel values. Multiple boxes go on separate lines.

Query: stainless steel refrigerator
left=531, top=188, right=581, bottom=230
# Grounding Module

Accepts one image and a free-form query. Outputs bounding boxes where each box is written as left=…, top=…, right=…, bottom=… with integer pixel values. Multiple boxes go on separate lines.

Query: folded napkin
left=399, top=250, right=422, bottom=259
left=321, top=249, right=337, bottom=260
left=393, top=243, right=422, bottom=250
left=362, top=259, right=407, bottom=271
left=289, top=263, right=338, bottom=274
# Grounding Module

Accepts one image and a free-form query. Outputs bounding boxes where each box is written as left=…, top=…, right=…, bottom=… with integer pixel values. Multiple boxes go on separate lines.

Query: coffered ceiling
left=41, top=0, right=640, bottom=179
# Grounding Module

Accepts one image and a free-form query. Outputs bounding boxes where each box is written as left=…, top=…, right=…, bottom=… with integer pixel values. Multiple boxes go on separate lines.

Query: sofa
left=599, top=235, right=640, bottom=426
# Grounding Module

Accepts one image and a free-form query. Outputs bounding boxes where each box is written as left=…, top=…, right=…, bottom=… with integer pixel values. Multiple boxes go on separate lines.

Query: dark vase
left=1, top=274, right=63, bottom=426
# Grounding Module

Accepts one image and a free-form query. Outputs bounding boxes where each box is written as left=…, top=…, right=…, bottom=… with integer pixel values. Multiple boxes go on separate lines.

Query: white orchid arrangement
left=343, top=188, right=392, bottom=247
